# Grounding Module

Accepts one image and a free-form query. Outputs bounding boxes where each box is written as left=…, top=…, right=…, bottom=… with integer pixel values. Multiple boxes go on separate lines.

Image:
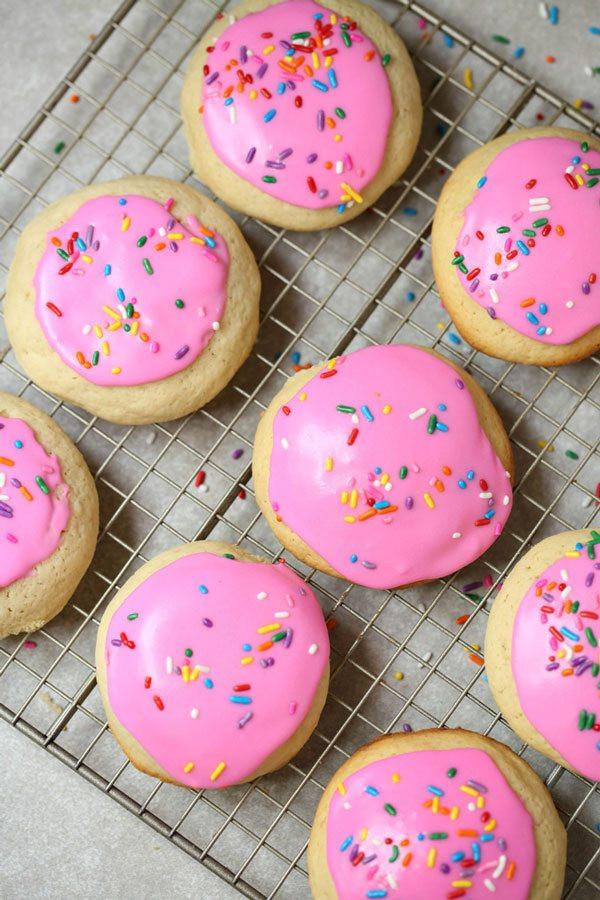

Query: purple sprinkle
left=489, top=272, right=499, bottom=280
left=582, top=100, right=594, bottom=109
left=414, top=247, right=424, bottom=260
left=576, top=661, right=594, bottom=676
left=582, top=282, right=591, bottom=294
left=0, top=504, right=14, bottom=518
left=166, top=218, right=175, bottom=231
left=469, top=278, right=479, bottom=292
left=279, top=40, right=291, bottom=50
left=546, top=662, right=560, bottom=671
left=299, top=587, right=306, bottom=596
left=266, top=657, right=275, bottom=666
left=10, top=478, right=21, bottom=488
left=486, top=306, right=496, bottom=318
left=286, top=80, right=296, bottom=90
left=307, top=152, right=318, bottom=163
left=463, top=581, right=483, bottom=592
left=202, top=618, right=213, bottom=627
left=585, top=572, right=594, bottom=587
left=498, top=838, right=507, bottom=851
left=174, top=344, right=189, bottom=360
left=246, top=147, right=256, bottom=164
left=571, top=655, right=587, bottom=667
left=256, top=63, right=268, bottom=79
left=279, top=148, right=293, bottom=160
left=542, top=592, right=555, bottom=602
left=232, top=448, right=244, bottom=459
left=402, top=723, right=413, bottom=732
left=237, top=711, right=253, bottom=728
left=362, top=854, right=377, bottom=865
left=440, top=864, right=450, bottom=874
left=175, top=666, right=182, bottom=675
left=405, top=496, right=414, bottom=509
left=349, top=844, right=359, bottom=862
left=361, top=560, right=377, bottom=569
left=260, top=659, right=268, bottom=668
left=0, top=424, right=4, bottom=430
left=169, top=241, right=178, bottom=252
left=86, top=225, right=94, bottom=245
left=92, top=240, right=100, bottom=251
left=240, top=46, right=247, bottom=63
left=317, top=109, right=325, bottom=131
left=206, top=71, right=219, bottom=85
left=466, top=779, right=488, bottom=794
left=455, top=378, right=464, bottom=390
left=266, top=160, right=285, bottom=169
left=283, top=628, right=294, bottom=648
left=318, top=189, right=329, bottom=199
left=111, top=639, right=122, bottom=647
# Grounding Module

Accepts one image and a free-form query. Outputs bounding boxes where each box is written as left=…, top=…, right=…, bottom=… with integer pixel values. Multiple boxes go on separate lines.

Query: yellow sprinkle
left=423, top=492, right=435, bottom=509
left=341, top=491, right=349, bottom=504
left=101, top=341, right=109, bottom=356
left=394, top=671, right=404, bottom=681
left=453, top=882, right=472, bottom=890
left=582, top=162, right=590, bottom=170
left=450, top=805, right=459, bottom=819
left=257, top=623, right=279, bottom=634
left=476, top=795, right=485, bottom=809
left=263, top=44, right=275, bottom=54
left=249, top=90, right=257, bottom=99
left=340, top=182, right=363, bottom=203
left=183, top=762, right=194, bottom=773
left=325, top=457, right=333, bottom=471
left=330, top=13, right=337, bottom=24
left=312, top=51, right=320, bottom=69
left=391, top=773, right=400, bottom=783
left=359, top=828, right=368, bottom=841
left=436, top=322, right=445, bottom=331
left=190, top=236, right=205, bottom=245
left=575, top=173, right=584, bottom=185
left=427, top=848, right=436, bottom=868
left=463, top=67, right=473, bottom=89
left=470, top=643, right=481, bottom=652
left=327, top=357, right=337, bottom=369
left=382, top=404, right=391, bottom=414
left=334, top=134, right=342, bottom=142
left=340, top=194, right=351, bottom=202
left=167, top=232, right=183, bottom=240
left=210, top=761, right=226, bottom=781
left=240, top=656, right=253, bottom=665
left=299, top=392, right=307, bottom=401
left=93, top=325, right=103, bottom=338
left=325, top=55, right=332, bottom=67
left=182, top=664, right=190, bottom=683
left=344, top=516, right=356, bottom=523
left=130, top=322, right=139, bottom=336
left=337, top=781, right=346, bottom=795
left=565, top=550, right=581, bottom=558
left=537, top=439, right=554, bottom=451
left=190, top=666, right=201, bottom=681
left=107, top=322, right=121, bottom=331
left=460, top=785, right=478, bottom=796
left=380, top=473, right=389, bottom=486
left=121, top=216, right=131, bottom=231
left=111, top=367, right=121, bottom=375
left=102, top=305, right=121, bottom=320
left=574, top=98, right=583, bottom=110
left=81, top=254, right=92, bottom=263
left=350, top=490, right=358, bottom=509
left=432, top=796, right=439, bottom=814
left=484, top=818, right=497, bottom=832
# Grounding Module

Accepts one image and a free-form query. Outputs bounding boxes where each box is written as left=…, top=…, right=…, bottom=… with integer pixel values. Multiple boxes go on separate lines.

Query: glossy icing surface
left=453, top=136, right=600, bottom=345
left=34, top=194, right=229, bottom=386
left=511, top=531, right=600, bottom=781
left=0, top=417, right=70, bottom=589
left=325, top=746, right=536, bottom=898
left=201, top=0, right=393, bottom=211
left=104, top=552, right=329, bottom=788
left=267, top=345, right=512, bottom=589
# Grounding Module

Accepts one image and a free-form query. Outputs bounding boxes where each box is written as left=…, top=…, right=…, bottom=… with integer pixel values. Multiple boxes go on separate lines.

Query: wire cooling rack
left=0, top=1, right=599, bottom=897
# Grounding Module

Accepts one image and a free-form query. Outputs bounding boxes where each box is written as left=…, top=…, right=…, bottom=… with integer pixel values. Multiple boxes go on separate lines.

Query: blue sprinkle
left=224, top=97, right=233, bottom=106
left=526, top=312, right=539, bottom=325
left=373, top=501, right=390, bottom=509
left=264, top=109, right=276, bottom=122
left=242, top=643, right=251, bottom=651
left=539, top=303, right=548, bottom=314
left=312, top=79, right=328, bottom=92
left=516, top=239, right=530, bottom=255
left=204, top=236, right=216, bottom=248
left=361, top=405, right=374, bottom=422
left=458, top=480, right=467, bottom=489
left=572, top=156, right=581, bottom=164
left=536, top=326, right=546, bottom=335
left=480, top=834, right=494, bottom=842
left=549, top=5, right=558, bottom=24
left=116, top=288, right=125, bottom=302
left=199, top=584, right=208, bottom=594
left=366, top=892, right=387, bottom=899
left=328, top=69, right=338, bottom=88
left=350, top=553, right=358, bottom=563
left=560, top=627, right=579, bottom=641
left=436, top=123, right=447, bottom=136
left=204, top=678, right=214, bottom=688
left=484, top=509, right=496, bottom=519
left=417, top=833, right=425, bottom=841
left=374, top=466, right=382, bottom=474
left=365, top=786, right=379, bottom=796
left=435, top=422, right=449, bottom=432
left=340, top=836, right=353, bottom=851
left=576, top=542, right=584, bottom=550
left=229, top=695, right=252, bottom=704
left=514, top=46, right=525, bottom=58
left=443, top=33, right=454, bottom=48
left=467, top=470, right=475, bottom=480
left=590, top=26, right=600, bottom=35
left=427, top=786, right=444, bottom=796
left=292, top=351, right=300, bottom=364
left=118, top=198, right=127, bottom=205
left=338, top=203, right=347, bottom=214
left=104, top=264, right=111, bottom=276
left=476, top=176, right=487, bottom=188
left=472, top=842, right=481, bottom=862
left=314, top=12, right=323, bottom=18
left=406, top=291, right=415, bottom=301
left=438, top=403, right=447, bottom=411
left=403, top=207, right=418, bottom=216
left=451, top=852, right=464, bottom=862
left=448, top=333, right=462, bottom=344
left=277, top=82, right=285, bottom=94
left=14, top=440, right=23, bottom=449
left=75, top=237, right=86, bottom=251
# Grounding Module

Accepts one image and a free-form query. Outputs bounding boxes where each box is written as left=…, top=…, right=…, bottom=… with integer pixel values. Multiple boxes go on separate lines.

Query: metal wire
left=0, top=1, right=599, bottom=897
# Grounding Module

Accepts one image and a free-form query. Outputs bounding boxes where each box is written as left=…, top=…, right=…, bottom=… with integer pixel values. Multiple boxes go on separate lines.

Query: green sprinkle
left=388, top=845, right=399, bottom=863
left=466, top=592, right=481, bottom=603
left=291, top=31, right=310, bottom=39
left=458, top=263, right=468, bottom=274
left=125, top=303, right=134, bottom=318
left=123, top=324, right=131, bottom=332
left=136, top=236, right=147, bottom=247
left=581, top=141, right=589, bottom=152
left=571, top=601, right=579, bottom=613
left=532, top=218, right=548, bottom=227
left=585, top=627, right=598, bottom=647
left=381, top=53, right=391, bottom=67
left=272, top=631, right=287, bottom=642
left=399, top=466, right=408, bottom=479
left=342, top=30, right=352, bottom=48
left=565, top=449, right=579, bottom=460
left=496, top=226, right=510, bottom=233
left=262, top=175, right=277, bottom=183
left=223, top=553, right=235, bottom=559
left=384, top=803, right=396, bottom=816
left=336, top=405, right=356, bottom=413
left=175, top=298, right=184, bottom=309
left=586, top=168, right=600, bottom=175
left=429, top=832, right=449, bottom=840
left=586, top=177, right=599, bottom=187
left=427, top=414, right=437, bottom=434
left=446, top=767, right=457, bottom=778
left=451, top=255, right=464, bottom=265
left=587, top=712, right=596, bottom=729
left=127, top=613, right=139, bottom=621
left=92, top=351, right=100, bottom=366
left=335, top=107, right=346, bottom=119
left=492, top=34, right=510, bottom=44
left=588, top=532, right=600, bottom=558
left=184, top=648, right=193, bottom=657
left=142, top=257, right=153, bottom=274
left=35, top=476, right=49, bottom=495
left=522, top=229, right=536, bottom=237
left=56, top=248, right=70, bottom=261
left=593, top=663, right=599, bottom=677
left=54, top=141, right=65, bottom=154
left=578, top=709, right=587, bottom=730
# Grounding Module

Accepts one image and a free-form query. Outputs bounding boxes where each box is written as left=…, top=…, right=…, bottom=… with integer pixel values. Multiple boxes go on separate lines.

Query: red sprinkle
left=589, top=273, right=597, bottom=284
left=479, top=478, right=488, bottom=491
left=233, top=683, right=251, bottom=691
left=474, top=518, right=490, bottom=526
left=153, top=695, right=164, bottom=710
left=466, top=267, right=481, bottom=281
left=326, top=617, right=338, bottom=631
left=58, top=262, right=73, bottom=275
left=320, top=369, right=337, bottom=378
left=475, top=230, right=484, bottom=240
left=455, top=614, right=469, bottom=625
left=144, top=676, right=151, bottom=688
left=46, top=302, right=62, bottom=317
left=294, top=96, right=303, bottom=108
left=238, top=488, right=246, bottom=500
left=541, top=224, right=551, bottom=236
left=506, top=249, right=518, bottom=260
left=525, top=179, right=537, bottom=189
left=307, top=176, right=317, bottom=193
left=564, top=172, right=578, bottom=190
left=347, top=428, right=358, bottom=446
left=195, top=470, right=206, bottom=487
left=549, top=626, right=564, bottom=642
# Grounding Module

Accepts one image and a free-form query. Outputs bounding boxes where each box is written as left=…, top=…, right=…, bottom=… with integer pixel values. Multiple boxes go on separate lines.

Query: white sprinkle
left=0, top=474, right=5, bottom=488
left=561, top=585, right=572, bottom=598
left=538, top=1, right=548, bottom=17
left=82, top=324, right=92, bottom=335
left=335, top=160, right=343, bottom=174
left=583, top=494, right=594, bottom=507
left=308, top=643, right=318, bottom=655
left=198, top=306, right=205, bottom=317
left=452, top=532, right=462, bottom=539
left=274, top=611, right=290, bottom=618
left=560, top=568, right=569, bottom=581
left=343, top=801, right=351, bottom=810
left=566, top=300, right=574, bottom=309
left=199, top=484, right=208, bottom=493
left=384, top=483, right=393, bottom=492
left=212, top=321, right=220, bottom=331
left=190, top=708, right=199, bottom=719
left=0, top=494, right=8, bottom=501
left=529, top=203, right=550, bottom=211
left=585, top=65, right=593, bottom=77
left=506, top=262, right=518, bottom=272
left=529, top=196, right=549, bottom=204
left=281, top=437, right=289, bottom=449
left=493, top=855, right=507, bottom=879
left=419, top=651, right=432, bottom=669
left=195, top=664, right=210, bottom=673
left=146, top=430, right=156, bottom=445
left=485, top=879, right=496, bottom=892
left=229, top=106, right=237, bottom=125
left=545, top=326, right=553, bottom=335
left=503, top=495, right=510, bottom=506
left=166, top=656, right=173, bottom=674
left=479, top=492, right=492, bottom=499
left=257, top=591, right=268, bottom=600
left=412, top=463, right=421, bottom=473
left=387, top=874, right=398, bottom=889
left=489, top=288, right=499, bottom=304
left=159, top=226, right=166, bottom=236
left=351, top=413, right=359, bottom=424
left=409, top=407, right=427, bottom=420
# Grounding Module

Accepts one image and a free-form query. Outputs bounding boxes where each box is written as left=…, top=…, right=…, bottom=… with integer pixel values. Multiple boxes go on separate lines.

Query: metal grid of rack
left=0, top=1, right=598, bottom=897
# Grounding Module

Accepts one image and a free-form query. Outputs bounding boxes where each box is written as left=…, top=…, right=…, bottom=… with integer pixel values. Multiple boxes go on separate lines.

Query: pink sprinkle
left=343, top=153, right=353, bottom=171
left=368, top=472, right=375, bottom=482
left=512, top=210, right=523, bottom=221
left=222, top=40, right=230, bottom=51
left=286, top=593, right=295, bottom=608
left=418, top=16, right=427, bottom=28
left=272, top=501, right=280, bottom=512
left=289, top=701, right=297, bottom=715
left=148, top=227, right=155, bottom=237
left=550, top=637, right=558, bottom=651
left=494, top=523, right=502, bottom=536
left=202, top=249, right=218, bottom=262
left=541, top=613, right=548, bottom=624
left=350, top=33, right=363, bottom=43
left=347, top=477, right=356, bottom=488
left=366, top=865, right=379, bottom=880
left=484, top=574, right=493, bottom=588
left=504, top=238, right=512, bottom=252
left=536, top=578, right=548, bottom=588
left=356, top=168, right=364, bottom=177
left=150, top=341, right=159, bottom=353
left=6, top=533, right=17, bottom=544
left=41, top=465, right=55, bottom=474
left=23, top=640, right=37, bottom=649
left=164, top=196, right=174, bottom=210
left=462, top=235, right=470, bottom=246
left=186, top=213, right=202, bottom=234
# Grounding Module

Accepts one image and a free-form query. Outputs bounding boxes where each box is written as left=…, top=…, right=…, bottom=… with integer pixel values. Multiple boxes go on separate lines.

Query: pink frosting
left=511, top=532, right=600, bottom=781
left=201, top=0, right=393, bottom=211
left=267, top=345, right=512, bottom=589
left=453, top=136, right=600, bottom=345
left=104, top=551, right=329, bottom=788
left=325, top=746, right=536, bottom=898
left=34, top=194, right=229, bottom=386
left=0, top=417, right=70, bottom=589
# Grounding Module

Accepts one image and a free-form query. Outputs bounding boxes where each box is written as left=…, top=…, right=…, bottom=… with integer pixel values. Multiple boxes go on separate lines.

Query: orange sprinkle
left=434, top=479, right=445, bottom=493
left=442, top=466, right=452, bottom=475
left=507, top=862, right=516, bottom=880
left=573, top=643, right=584, bottom=652
left=70, top=94, right=79, bottom=103
left=0, top=456, right=15, bottom=466
left=326, top=116, right=336, bottom=128
left=223, top=85, right=233, bottom=98
left=324, top=161, right=333, bottom=169
left=494, top=252, right=501, bottom=265
left=469, top=654, right=484, bottom=666
left=400, top=838, right=410, bottom=847
left=520, top=298, right=535, bottom=307
left=455, top=614, right=469, bottom=625
left=154, top=242, right=166, bottom=250
left=139, top=333, right=149, bottom=342
left=561, top=667, right=574, bottom=676
left=556, top=224, right=564, bottom=236
left=258, top=640, right=273, bottom=651
left=364, top=50, right=375, bottom=61
left=20, top=486, right=33, bottom=501
left=546, top=55, right=555, bottom=63
left=199, top=225, right=215, bottom=238
left=51, top=237, right=62, bottom=247
left=358, top=509, right=377, bottom=521
left=76, top=351, right=85, bottom=365
left=402, top=853, right=412, bottom=867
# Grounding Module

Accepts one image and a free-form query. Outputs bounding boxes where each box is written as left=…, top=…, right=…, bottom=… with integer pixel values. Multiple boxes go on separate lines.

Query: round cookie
left=181, top=0, right=422, bottom=230
left=0, top=392, right=98, bottom=638
left=307, top=728, right=566, bottom=899
left=486, top=529, right=600, bottom=782
left=95, top=540, right=330, bottom=789
left=5, top=176, right=260, bottom=424
left=253, top=344, right=514, bottom=591
left=432, top=127, right=600, bottom=366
